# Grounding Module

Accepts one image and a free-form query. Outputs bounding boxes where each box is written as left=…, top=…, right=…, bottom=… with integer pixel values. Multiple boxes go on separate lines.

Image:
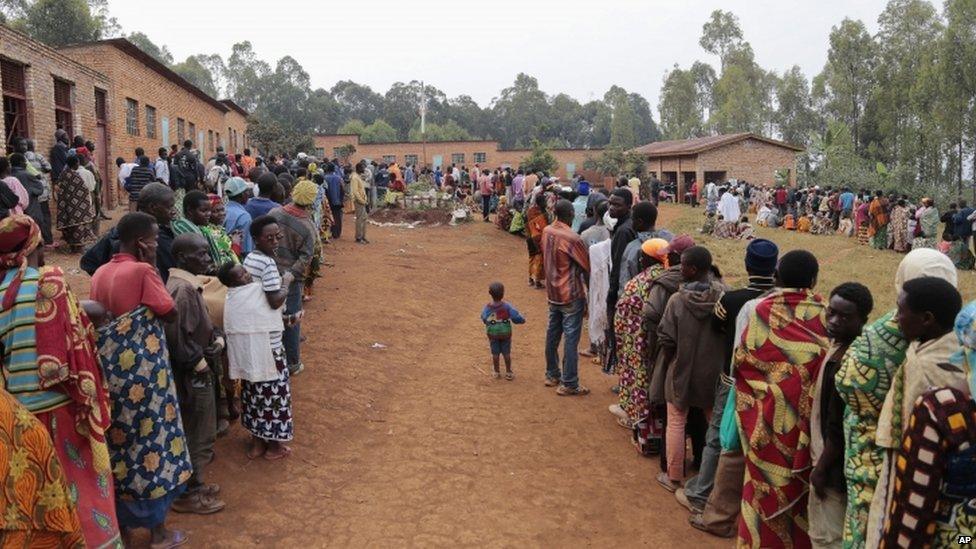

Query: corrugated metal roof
left=630, top=133, right=803, bottom=156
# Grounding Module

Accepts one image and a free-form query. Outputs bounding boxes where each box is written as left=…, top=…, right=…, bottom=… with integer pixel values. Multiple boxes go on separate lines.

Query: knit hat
left=744, top=238, right=778, bottom=275
left=578, top=181, right=590, bottom=196
left=665, top=234, right=695, bottom=256
left=291, top=179, right=317, bottom=206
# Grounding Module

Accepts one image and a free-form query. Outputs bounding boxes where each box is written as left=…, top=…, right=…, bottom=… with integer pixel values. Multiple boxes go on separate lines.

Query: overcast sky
left=107, top=0, right=891, bottom=111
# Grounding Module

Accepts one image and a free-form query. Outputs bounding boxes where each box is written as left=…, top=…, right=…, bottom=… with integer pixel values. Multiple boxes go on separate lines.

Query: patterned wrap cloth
left=0, top=215, right=120, bottom=547
left=96, top=306, right=192, bottom=529
left=734, top=288, right=829, bottom=548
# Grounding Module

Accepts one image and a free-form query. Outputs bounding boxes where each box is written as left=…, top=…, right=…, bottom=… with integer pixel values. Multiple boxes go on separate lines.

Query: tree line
left=5, top=0, right=976, bottom=199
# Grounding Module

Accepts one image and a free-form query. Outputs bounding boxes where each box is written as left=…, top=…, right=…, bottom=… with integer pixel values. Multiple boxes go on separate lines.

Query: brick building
left=630, top=133, right=803, bottom=199
left=314, top=134, right=602, bottom=181
left=0, top=24, right=111, bottom=203
left=60, top=39, right=248, bottom=208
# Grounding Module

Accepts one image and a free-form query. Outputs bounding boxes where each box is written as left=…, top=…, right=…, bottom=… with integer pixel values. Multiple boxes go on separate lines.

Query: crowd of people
left=0, top=131, right=375, bottom=547
left=690, top=180, right=976, bottom=271
left=485, top=172, right=975, bottom=547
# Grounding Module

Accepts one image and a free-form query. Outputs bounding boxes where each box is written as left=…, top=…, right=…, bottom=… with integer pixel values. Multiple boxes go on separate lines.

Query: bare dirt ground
left=52, top=207, right=726, bottom=548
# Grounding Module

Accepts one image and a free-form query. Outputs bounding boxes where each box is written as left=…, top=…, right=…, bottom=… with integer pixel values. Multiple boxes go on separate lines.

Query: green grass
left=657, top=204, right=976, bottom=321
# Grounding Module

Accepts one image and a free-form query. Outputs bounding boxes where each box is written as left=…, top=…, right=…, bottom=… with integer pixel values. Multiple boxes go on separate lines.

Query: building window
left=404, top=154, right=418, bottom=166
left=94, top=89, right=107, bottom=123
left=216, top=132, right=222, bottom=150
left=382, top=155, right=395, bottom=164
left=474, top=152, right=487, bottom=164
left=177, top=118, right=185, bottom=143
left=145, top=105, right=156, bottom=139
left=451, top=153, right=464, bottom=165
left=125, top=98, right=139, bottom=136
left=2, top=60, right=29, bottom=141
left=188, top=122, right=196, bottom=144
left=207, top=130, right=214, bottom=152
left=332, top=147, right=342, bottom=158
left=53, top=78, right=74, bottom=139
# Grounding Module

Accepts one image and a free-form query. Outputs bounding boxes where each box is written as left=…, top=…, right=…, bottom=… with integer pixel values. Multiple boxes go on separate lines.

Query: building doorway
left=2, top=60, right=29, bottom=143
left=704, top=171, right=727, bottom=184
left=95, top=89, right=110, bottom=209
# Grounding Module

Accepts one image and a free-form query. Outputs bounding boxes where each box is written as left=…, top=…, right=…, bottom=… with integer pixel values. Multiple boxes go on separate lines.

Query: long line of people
left=0, top=134, right=362, bottom=546
left=493, top=174, right=976, bottom=547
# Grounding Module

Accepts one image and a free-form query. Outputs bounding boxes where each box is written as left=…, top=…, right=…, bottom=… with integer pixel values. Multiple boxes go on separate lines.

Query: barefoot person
left=232, top=215, right=295, bottom=460
left=90, top=212, right=192, bottom=548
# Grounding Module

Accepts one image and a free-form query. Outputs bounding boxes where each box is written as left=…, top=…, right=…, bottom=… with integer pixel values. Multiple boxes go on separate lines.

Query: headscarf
left=308, top=162, right=317, bottom=175
left=208, top=193, right=222, bottom=208
left=75, top=146, right=91, bottom=162
left=0, top=214, right=42, bottom=311
left=894, top=248, right=958, bottom=295
left=641, top=238, right=670, bottom=268
left=291, top=179, right=317, bottom=207
left=953, top=301, right=976, bottom=401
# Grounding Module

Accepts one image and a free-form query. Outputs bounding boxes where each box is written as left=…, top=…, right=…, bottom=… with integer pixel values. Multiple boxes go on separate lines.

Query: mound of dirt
left=369, top=207, right=453, bottom=225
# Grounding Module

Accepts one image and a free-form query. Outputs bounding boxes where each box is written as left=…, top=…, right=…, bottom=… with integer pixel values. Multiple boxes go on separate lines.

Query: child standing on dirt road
left=481, top=282, right=525, bottom=380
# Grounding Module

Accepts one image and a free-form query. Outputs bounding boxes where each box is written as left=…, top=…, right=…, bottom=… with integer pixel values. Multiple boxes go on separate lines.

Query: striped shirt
left=540, top=220, right=590, bottom=305
left=243, top=251, right=283, bottom=349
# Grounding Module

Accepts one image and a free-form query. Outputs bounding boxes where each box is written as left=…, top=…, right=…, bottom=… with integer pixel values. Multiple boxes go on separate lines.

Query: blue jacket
left=325, top=173, right=344, bottom=207
left=955, top=207, right=975, bottom=237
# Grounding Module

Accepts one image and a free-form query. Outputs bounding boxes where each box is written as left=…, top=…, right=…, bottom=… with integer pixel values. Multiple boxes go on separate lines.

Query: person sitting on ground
left=712, top=215, right=737, bottom=239
left=700, top=212, right=717, bottom=235
left=654, top=246, right=727, bottom=492
left=755, top=203, right=773, bottom=227
left=230, top=216, right=296, bottom=460
left=837, top=210, right=854, bottom=237
left=783, top=211, right=797, bottom=231
left=165, top=234, right=226, bottom=516
left=797, top=213, right=812, bottom=233
left=736, top=216, right=755, bottom=240
left=480, top=282, right=526, bottom=381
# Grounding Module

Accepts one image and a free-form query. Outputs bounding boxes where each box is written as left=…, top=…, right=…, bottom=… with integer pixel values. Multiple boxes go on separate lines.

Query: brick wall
left=61, top=41, right=249, bottom=207
left=644, top=137, right=799, bottom=198
left=222, top=107, right=248, bottom=154
left=313, top=134, right=602, bottom=180
left=698, top=138, right=797, bottom=187
left=0, top=24, right=111, bottom=213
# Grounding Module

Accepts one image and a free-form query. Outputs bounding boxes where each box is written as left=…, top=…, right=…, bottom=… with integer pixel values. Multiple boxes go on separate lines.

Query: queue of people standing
left=691, top=180, right=976, bottom=274
left=0, top=131, right=362, bottom=546
left=492, top=172, right=976, bottom=548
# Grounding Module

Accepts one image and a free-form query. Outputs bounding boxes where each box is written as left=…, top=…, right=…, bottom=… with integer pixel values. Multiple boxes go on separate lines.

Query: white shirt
left=117, top=162, right=136, bottom=186
left=155, top=158, right=170, bottom=185
left=718, top=192, right=741, bottom=223
left=77, top=166, right=97, bottom=192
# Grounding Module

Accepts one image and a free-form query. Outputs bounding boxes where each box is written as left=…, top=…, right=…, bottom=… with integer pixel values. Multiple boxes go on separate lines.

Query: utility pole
left=419, top=81, right=427, bottom=169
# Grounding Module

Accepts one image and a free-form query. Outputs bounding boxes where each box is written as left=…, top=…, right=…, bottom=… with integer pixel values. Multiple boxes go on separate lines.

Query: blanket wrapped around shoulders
left=224, top=282, right=284, bottom=383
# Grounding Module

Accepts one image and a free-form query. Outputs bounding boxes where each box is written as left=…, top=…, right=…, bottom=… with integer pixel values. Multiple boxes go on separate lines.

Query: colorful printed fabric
left=95, top=306, right=192, bottom=526
left=880, top=387, right=976, bottom=548
left=240, top=348, right=293, bottom=442
left=33, top=267, right=119, bottom=547
left=0, top=389, right=84, bottom=548
left=54, top=169, right=95, bottom=247
left=614, top=263, right=665, bottom=421
left=172, top=218, right=223, bottom=270
left=834, top=311, right=907, bottom=549
left=203, top=224, right=239, bottom=267
left=890, top=206, right=910, bottom=253
left=734, top=288, right=829, bottom=548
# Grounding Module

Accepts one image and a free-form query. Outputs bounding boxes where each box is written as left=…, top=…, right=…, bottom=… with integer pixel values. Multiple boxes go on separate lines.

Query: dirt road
left=123, top=213, right=728, bottom=547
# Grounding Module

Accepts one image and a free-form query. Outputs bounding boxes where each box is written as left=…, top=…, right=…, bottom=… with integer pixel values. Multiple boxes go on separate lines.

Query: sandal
left=150, top=529, right=189, bottom=549
left=556, top=385, right=590, bottom=396
left=656, top=472, right=680, bottom=493
left=505, top=371, right=515, bottom=381
left=544, top=377, right=560, bottom=387
left=492, top=371, right=501, bottom=379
